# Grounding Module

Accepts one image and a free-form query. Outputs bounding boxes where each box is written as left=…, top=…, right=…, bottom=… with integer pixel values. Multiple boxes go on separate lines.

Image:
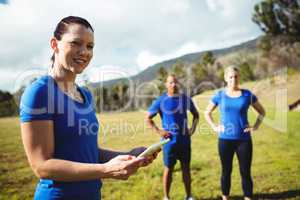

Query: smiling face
left=224, top=68, right=240, bottom=89
left=51, top=23, right=94, bottom=74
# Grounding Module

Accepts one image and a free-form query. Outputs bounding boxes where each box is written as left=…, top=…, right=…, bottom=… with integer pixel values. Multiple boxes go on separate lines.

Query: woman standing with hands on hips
left=204, top=66, right=265, bottom=200
left=20, top=16, right=157, bottom=200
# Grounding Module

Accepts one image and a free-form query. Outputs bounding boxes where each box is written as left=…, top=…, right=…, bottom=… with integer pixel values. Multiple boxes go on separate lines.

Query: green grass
left=0, top=73, right=300, bottom=200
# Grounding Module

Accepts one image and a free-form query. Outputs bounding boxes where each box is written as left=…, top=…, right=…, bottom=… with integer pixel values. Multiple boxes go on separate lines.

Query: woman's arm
left=99, top=148, right=126, bottom=163
left=244, top=101, right=266, bottom=132
left=252, top=101, right=266, bottom=129
left=21, top=120, right=145, bottom=181
left=204, top=102, right=224, bottom=133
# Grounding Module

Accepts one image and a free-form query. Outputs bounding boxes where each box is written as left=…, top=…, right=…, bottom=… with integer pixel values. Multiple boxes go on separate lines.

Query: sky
left=0, top=0, right=262, bottom=92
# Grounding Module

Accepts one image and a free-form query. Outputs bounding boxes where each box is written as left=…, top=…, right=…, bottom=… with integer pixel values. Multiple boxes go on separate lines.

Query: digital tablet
left=138, top=138, right=170, bottom=157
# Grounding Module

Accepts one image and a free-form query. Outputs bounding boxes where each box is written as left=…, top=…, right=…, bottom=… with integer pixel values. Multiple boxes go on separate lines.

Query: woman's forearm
left=252, top=101, right=266, bottom=130
left=253, top=112, right=265, bottom=129
left=36, top=154, right=145, bottom=182
left=204, top=111, right=217, bottom=129
left=99, top=148, right=126, bottom=163
left=35, top=158, right=109, bottom=181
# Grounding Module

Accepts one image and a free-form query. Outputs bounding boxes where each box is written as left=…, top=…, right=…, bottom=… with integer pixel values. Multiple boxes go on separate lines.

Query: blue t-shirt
left=148, top=93, right=197, bottom=145
left=20, top=75, right=101, bottom=199
left=211, top=89, right=257, bottom=140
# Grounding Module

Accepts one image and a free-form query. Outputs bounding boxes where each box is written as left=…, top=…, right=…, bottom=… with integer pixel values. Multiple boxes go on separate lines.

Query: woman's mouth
left=73, top=58, right=87, bottom=65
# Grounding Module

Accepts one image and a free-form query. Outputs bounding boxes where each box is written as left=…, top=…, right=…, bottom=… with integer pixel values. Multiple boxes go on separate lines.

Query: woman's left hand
left=244, top=126, right=257, bottom=133
left=128, top=147, right=147, bottom=157
left=188, top=128, right=195, bottom=136
left=128, top=147, right=160, bottom=167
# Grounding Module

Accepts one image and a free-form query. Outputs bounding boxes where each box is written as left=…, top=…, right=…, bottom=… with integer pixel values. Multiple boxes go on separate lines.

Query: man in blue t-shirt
left=146, top=75, right=199, bottom=200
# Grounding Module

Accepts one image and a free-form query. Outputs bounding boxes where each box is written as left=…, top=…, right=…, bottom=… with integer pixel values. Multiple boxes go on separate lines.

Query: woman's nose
left=78, top=46, right=88, bottom=55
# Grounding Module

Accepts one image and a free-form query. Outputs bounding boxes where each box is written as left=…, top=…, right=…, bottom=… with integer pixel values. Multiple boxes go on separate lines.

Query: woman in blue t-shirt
left=204, top=66, right=265, bottom=200
left=20, top=16, right=157, bottom=200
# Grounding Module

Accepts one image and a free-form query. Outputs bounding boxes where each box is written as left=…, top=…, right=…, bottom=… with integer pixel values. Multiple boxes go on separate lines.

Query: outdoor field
left=0, top=73, right=299, bottom=200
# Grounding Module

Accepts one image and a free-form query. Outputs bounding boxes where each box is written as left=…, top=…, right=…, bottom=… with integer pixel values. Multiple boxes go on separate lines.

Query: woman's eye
left=70, top=41, right=80, bottom=46
left=87, top=45, right=94, bottom=50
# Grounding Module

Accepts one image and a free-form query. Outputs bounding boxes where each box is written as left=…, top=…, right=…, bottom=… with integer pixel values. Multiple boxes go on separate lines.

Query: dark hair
left=51, top=16, right=94, bottom=67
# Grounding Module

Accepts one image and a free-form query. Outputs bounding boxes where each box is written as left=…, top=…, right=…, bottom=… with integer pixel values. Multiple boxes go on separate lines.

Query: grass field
left=0, top=73, right=299, bottom=200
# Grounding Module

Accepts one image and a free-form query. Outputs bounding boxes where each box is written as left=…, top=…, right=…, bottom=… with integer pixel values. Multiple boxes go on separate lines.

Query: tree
left=253, top=1, right=282, bottom=36
left=191, top=63, right=208, bottom=82
left=110, top=82, right=130, bottom=111
left=157, top=66, right=168, bottom=82
left=191, top=51, right=215, bottom=83
left=94, top=87, right=109, bottom=112
left=0, top=90, right=18, bottom=117
left=171, top=60, right=186, bottom=78
left=238, top=62, right=255, bottom=83
left=253, top=0, right=300, bottom=73
left=157, top=66, right=168, bottom=93
left=253, top=0, right=300, bottom=38
left=216, top=62, right=225, bottom=82
left=257, top=36, right=272, bottom=54
left=201, top=51, right=215, bottom=66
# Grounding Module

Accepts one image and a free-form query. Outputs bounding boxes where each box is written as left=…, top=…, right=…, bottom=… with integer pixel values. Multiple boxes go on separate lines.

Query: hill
left=90, top=38, right=258, bottom=88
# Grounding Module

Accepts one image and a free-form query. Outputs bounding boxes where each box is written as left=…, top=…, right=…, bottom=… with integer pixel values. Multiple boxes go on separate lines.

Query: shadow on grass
left=200, top=189, right=300, bottom=200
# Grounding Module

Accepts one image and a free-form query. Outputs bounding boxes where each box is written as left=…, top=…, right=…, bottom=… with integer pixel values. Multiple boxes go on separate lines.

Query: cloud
left=205, top=0, right=243, bottom=17
left=0, top=67, right=48, bottom=92
left=136, top=24, right=261, bottom=70
left=160, top=0, right=190, bottom=16
left=205, top=0, right=262, bottom=18
left=137, top=42, right=203, bottom=70
left=0, top=0, right=262, bottom=91
left=0, top=69, right=22, bottom=92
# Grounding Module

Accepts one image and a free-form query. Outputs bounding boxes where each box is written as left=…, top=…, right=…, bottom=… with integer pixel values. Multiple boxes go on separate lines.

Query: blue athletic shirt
left=148, top=93, right=197, bottom=145
left=211, top=89, right=257, bottom=140
left=20, top=75, right=101, bottom=199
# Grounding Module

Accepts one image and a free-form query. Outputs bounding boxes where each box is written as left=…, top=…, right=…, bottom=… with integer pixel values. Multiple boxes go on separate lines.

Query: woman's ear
left=50, top=37, right=58, bottom=52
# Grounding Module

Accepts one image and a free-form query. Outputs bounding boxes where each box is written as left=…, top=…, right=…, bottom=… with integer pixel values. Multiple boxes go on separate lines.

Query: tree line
left=0, top=90, right=18, bottom=117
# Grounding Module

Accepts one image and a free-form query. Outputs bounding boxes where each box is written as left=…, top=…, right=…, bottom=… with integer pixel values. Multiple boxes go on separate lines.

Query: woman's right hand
left=104, top=155, right=145, bottom=180
left=212, top=124, right=224, bottom=133
left=158, top=130, right=171, bottom=138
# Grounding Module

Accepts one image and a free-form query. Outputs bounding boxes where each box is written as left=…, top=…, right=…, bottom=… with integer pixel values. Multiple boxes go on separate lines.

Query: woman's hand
left=244, top=126, right=257, bottom=133
left=104, top=155, right=145, bottom=180
left=128, top=147, right=147, bottom=157
left=213, top=124, right=225, bottom=133
left=188, top=128, right=196, bottom=136
left=139, top=150, right=160, bottom=167
left=129, top=147, right=160, bottom=167
left=158, top=130, right=172, bottom=138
